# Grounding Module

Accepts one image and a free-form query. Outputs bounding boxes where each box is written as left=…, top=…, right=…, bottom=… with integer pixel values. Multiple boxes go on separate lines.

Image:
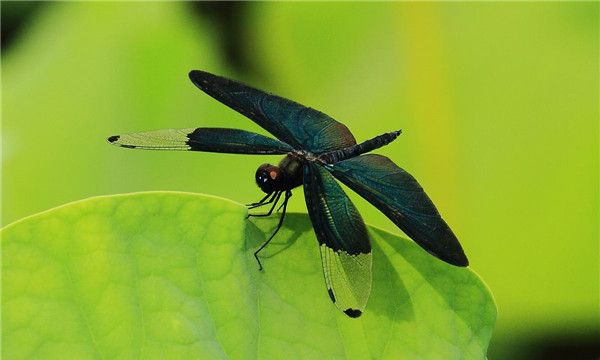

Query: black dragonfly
left=108, top=70, right=468, bottom=318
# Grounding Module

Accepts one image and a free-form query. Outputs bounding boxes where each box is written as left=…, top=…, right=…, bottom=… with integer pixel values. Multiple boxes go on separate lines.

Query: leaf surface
left=2, top=192, right=496, bottom=359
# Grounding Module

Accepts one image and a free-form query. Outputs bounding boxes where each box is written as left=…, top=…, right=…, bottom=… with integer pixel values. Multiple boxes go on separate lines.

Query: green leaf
left=2, top=192, right=496, bottom=359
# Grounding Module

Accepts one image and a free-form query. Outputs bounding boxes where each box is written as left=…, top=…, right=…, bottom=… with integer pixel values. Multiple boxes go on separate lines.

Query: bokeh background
left=2, top=2, right=598, bottom=358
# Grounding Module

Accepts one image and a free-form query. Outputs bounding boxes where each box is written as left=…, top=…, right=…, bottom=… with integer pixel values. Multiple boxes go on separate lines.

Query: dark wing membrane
left=107, top=128, right=293, bottom=154
left=303, top=162, right=372, bottom=318
left=189, top=70, right=356, bottom=153
left=328, top=154, right=468, bottom=267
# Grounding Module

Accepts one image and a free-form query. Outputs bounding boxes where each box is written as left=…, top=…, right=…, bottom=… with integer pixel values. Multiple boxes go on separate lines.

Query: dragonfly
left=108, top=70, right=468, bottom=318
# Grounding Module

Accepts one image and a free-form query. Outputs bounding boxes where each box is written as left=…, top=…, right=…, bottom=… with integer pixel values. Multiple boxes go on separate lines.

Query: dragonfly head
left=255, top=163, right=283, bottom=194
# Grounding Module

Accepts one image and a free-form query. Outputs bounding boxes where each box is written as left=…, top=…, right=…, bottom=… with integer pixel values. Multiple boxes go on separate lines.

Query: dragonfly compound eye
left=255, top=164, right=282, bottom=193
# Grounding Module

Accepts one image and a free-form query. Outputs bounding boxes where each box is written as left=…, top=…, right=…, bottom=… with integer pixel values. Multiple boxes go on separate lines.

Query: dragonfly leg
left=276, top=191, right=293, bottom=212
left=254, top=190, right=291, bottom=271
left=248, top=191, right=282, bottom=217
left=247, top=192, right=278, bottom=210
left=246, top=193, right=272, bottom=208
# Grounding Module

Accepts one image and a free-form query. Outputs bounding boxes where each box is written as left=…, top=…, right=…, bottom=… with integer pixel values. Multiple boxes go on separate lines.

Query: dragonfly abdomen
left=319, top=130, right=402, bottom=164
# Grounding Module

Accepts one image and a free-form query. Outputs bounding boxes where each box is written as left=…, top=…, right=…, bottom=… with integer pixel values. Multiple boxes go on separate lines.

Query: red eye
left=269, top=170, right=278, bottom=180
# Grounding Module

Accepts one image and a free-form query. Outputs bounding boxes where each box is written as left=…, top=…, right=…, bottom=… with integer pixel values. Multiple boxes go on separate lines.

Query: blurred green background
left=2, top=2, right=598, bottom=358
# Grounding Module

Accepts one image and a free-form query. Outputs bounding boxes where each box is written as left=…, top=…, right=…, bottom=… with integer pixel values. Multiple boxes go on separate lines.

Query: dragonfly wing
left=303, top=162, right=372, bottom=317
left=327, top=154, right=468, bottom=267
left=108, top=127, right=293, bottom=154
left=189, top=70, right=356, bottom=153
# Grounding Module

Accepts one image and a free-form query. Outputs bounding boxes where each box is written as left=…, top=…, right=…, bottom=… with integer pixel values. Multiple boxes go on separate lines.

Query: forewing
left=108, top=127, right=293, bottom=154
left=189, top=70, right=356, bottom=153
left=303, top=162, right=372, bottom=317
left=328, top=154, right=468, bottom=267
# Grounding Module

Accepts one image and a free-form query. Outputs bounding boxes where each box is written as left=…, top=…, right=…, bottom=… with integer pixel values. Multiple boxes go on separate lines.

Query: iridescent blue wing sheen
left=327, top=154, right=468, bottom=267
left=303, top=162, right=372, bottom=318
left=189, top=70, right=356, bottom=153
left=107, top=127, right=293, bottom=154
